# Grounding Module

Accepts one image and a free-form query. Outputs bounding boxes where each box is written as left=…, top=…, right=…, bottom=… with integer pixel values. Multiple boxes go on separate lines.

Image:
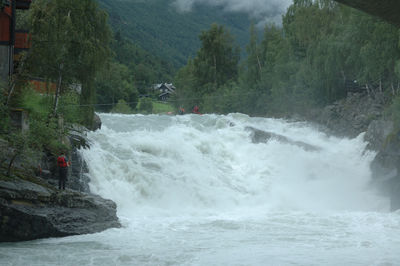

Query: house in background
left=153, top=83, right=176, bottom=101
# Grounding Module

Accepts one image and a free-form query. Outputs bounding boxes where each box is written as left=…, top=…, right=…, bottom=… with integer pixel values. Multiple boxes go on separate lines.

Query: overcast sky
left=171, top=0, right=292, bottom=26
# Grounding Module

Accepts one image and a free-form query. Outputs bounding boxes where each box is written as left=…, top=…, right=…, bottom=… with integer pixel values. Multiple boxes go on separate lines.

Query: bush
left=58, top=90, right=82, bottom=124
left=138, top=98, right=153, bottom=114
left=28, top=115, right=58, bottom=149
left=22, top=87, right=52, bottom=116
left=111, top=99, right=132, bottom=114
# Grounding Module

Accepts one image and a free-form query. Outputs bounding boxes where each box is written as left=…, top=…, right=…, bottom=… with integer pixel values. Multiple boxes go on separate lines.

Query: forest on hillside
left=173, top=0, right=400, bottom=132
left=97, top=0, right=252, bottom=67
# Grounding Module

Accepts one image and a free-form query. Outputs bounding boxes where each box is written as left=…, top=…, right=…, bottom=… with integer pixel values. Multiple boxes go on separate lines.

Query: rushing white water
left=1, top=113, right=400, bottom=266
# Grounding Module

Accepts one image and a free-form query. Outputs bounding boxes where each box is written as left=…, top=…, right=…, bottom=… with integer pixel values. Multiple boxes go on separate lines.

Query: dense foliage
left=25, top=0, right=111, bottom=126
left=174, top=0, right=400, bottom=120
left=94, top=33, right=175, bottom=113
left=174, top=24, right=240, bottom=113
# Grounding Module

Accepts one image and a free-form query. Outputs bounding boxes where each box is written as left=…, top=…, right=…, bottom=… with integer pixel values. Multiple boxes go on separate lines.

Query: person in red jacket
left=192, top=105, right=201, bottom=114
left=57, top=152, right=70, bottom=190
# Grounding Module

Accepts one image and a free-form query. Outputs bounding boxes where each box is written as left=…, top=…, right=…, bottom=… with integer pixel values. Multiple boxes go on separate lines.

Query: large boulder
left=246, top=126, right=321, bottom=151
left=0, top=178, right=120, bottom=242
left=92, top=113, right=102, bottom=131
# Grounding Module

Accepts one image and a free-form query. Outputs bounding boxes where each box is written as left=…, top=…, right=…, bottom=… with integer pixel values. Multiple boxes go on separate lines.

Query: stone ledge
left=0, top=178, right=120, bottom=242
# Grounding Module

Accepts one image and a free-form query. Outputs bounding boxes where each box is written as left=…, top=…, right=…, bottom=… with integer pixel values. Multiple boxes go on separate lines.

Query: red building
left=0, top=0, right=32, bottom=82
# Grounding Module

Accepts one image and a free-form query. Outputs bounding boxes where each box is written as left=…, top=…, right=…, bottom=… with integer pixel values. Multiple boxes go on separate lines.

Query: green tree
left=193, top=23, right=240, bottom=92
left=173, top=60, right=199, bottom=110
left=95, top=62, right=138, bottom=112
left=243, top=23, right=262, bottom=89
left=173, top=24, right=240, bottom=113
left=27, top=0, right=111, bottom=126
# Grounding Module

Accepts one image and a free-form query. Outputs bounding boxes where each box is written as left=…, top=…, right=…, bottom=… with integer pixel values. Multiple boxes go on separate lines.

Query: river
left=1, top=113, right=399, bottom=265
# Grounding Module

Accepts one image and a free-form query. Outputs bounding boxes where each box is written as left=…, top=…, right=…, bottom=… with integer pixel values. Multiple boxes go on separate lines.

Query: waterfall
left=80, top=113, right=388, bottom=216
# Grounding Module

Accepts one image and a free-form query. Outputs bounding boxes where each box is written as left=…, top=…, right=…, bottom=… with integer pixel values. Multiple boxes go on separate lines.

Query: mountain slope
left=97, top=0, right=252, bottom=67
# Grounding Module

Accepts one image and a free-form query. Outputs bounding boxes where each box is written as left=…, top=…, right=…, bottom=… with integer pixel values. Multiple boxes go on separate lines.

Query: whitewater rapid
left=1, top=113, right=399, bottom=266
left=83, top=113, right=385, bottom=215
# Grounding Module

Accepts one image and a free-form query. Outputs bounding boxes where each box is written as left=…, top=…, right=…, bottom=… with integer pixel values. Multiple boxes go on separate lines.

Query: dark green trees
left=174, top=24, right=240, bottom=112
left=94, top=33, right=175, bottom=113
left=193, top=24, right=240, bottom=91
left=172, top=1, right=400, bottom=118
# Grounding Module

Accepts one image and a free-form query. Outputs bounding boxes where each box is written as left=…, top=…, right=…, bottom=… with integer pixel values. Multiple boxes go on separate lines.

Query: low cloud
left=172, top=0, right=292, bottom=26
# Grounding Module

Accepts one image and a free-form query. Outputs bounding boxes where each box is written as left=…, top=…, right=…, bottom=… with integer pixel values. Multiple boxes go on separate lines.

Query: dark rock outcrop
left=68, top=149, right=90, bottom=192
left=0, top=178, right=120, bottom=242
left=246, top=126, right=321, bottom=151
left=314, top=92, right=385, bottom=138
left=364, top=120, right=394, bottom=151
left=67, top=124, right=90, bottom=150
left=92, top=113, right=102, bottom=131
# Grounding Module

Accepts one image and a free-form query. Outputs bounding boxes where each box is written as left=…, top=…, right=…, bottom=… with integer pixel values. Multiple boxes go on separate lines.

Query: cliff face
left=309, top=92, right=400, bottom=211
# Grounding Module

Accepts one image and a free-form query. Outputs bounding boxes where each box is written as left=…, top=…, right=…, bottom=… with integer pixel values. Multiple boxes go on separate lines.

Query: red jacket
left=193, top=106, right=201, bottom=114
left=57, top=156, right=69, bottom=168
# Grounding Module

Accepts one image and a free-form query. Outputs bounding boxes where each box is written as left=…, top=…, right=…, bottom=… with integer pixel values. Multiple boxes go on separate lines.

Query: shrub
left=111, top=99, right=132, bottom=114
left=58, top=89, right=82, bottom=124
left=138, top=98, right=153, bottom=114
left=22, top=87, right=52, bottom=116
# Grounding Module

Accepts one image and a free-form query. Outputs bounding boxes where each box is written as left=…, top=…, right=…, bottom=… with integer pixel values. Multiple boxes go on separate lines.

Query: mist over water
left=1, top=113, right=400, bottom=266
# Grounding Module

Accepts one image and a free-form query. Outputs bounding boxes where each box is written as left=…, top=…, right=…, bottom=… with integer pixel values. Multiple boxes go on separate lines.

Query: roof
left=154, top=83, right=176, bottom=91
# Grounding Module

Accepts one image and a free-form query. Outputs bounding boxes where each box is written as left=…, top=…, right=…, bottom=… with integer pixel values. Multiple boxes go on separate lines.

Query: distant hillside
left=97, top=0, right=252, bottom=67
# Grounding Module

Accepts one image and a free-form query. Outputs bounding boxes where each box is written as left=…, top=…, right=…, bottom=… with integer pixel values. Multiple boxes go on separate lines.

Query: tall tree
left=27, top=0, right=111, bottom=126
left=244, top=23, right=262, bottom=89
left=193, top=23, right=240, bottom=93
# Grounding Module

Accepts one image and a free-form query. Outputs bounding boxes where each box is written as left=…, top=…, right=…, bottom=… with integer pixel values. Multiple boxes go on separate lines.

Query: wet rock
left=68, top=149, right=90, bottom=192
left=315, top=92, right=385, bottom=138
left=92, top=113, right=102, bottom=131
left=68, top=124, right=90, bottom=149
left=364, top=120, right=394, bottom=151
left=40, top=169, right=52, bottom=180
left=246, top=126, right=321, bottom=152
left=0, top=178, right=120, bottom=242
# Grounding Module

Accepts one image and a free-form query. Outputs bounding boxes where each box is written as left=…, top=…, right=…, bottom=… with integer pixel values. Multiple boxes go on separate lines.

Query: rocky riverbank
left=0, top=177, right=120, bottom=242
left=307, top=92, right=400, bottom=211
left=0, top=115, right=120, bottom=242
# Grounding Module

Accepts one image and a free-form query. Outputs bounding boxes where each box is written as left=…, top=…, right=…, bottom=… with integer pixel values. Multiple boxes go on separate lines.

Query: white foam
left=80, top=113, right=388, bottom=217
